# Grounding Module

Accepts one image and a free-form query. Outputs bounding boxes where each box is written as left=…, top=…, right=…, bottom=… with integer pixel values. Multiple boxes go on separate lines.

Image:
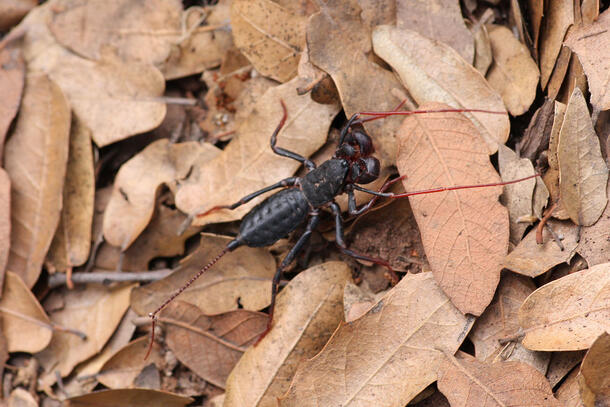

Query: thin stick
left=48, top=269, right=173, bottom=289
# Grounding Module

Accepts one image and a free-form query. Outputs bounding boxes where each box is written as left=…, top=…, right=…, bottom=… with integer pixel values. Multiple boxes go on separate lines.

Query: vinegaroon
left=146, top=101, right=539, bottom=355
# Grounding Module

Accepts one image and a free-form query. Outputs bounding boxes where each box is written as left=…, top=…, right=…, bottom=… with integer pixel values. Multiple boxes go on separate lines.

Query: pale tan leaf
left=46, top=117, right=94, bottom=271
left=64, top=389, right=192, bottom=407
left=539, top=0, right=574, bottom=89
left=470, top=21, right=493, bottom=75
left=162, top=2, right=233, bottom=79
left=470, top=273, right=549, bottom=373
left=163, top=303, right=267, bottom=389
left=103, top=140, right=219, bottom=249
left=555, top=368, right=585, bottom=407
left=558, top=87, right=609, bottom=226
left=36, top=284, right=134, bottom=388
left=231, top=0, right=306, bottom=82
left=0, top=45, right=24, bottom=160
left=98, top=337, right=166, bottom=389
left=396, top=102, right=508, bottom=315
left=372, top=25, right=509, bottom=154
left=19, top=4, right=167, bottom=146
left=438, top=353, right=561, bottom=406
left=519, top=263, right=610, bottom=351
left=49, top=0, right=182, bottom=66
left=578, top=332, right=610, bottom=407
left=0, top=271, right=52, bottom=353
left=547, top=45, right=572, bottom=101
left=281, top=273, right=472, bottom=407
left=486, top=24, right=540, bottom=116
left=577, top=180, right=610, bottom=266
left=306, top=0, right=404, bottom=166
left=175, top=78, right=339, bottom=224
left=504, top=219, right=579, bottom=277
left=0, top=0, right=36, bottom=31
left=131, top=234, right=275, bottom=317
left=224, top=262, right=351, bottom=407
left=498, top=145, right=537, bottom=244
left=4, top=74, right=70, bottom=287
left=8, top=388, right=37, bottom=407
left=396, top=0, right=474, bottom=63
left=0, top=169, right=10, bottom=290
left=564, top=9, right=610, bottom=112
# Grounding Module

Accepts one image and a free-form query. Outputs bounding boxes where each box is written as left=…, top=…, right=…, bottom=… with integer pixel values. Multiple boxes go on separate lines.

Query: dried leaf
left=49, top=0, right=183, bottom=66
left=0, top=45, right=24, bottom=160
left=131, top=234, right=275, bottom=316
left=438, top=353, right=561, bottom=406
left=558, top=87, right=609, bottom=226
left=0, top=0, right=36, bottom=31
left=225, top=262, right=351, bottom=407
left=163, top=303, right=267, bottom=389
left=556, top=368, right=585, bottom=407
left=577, top=181, right=610, bottom=266
left=64, top=389, right=192, bottom=407
left=564, top=9, right=610, bottom=113
left=519, top=262, right=610, bottom=351
left=372, top=25, right=509, bottom=154
left=547, top=351, right=586, bottom=388
left=396, top=0, right=474, bottom=63
left=0, top=170, right=10, bottom=290
left=539, top=0, right=574, bottom=88
left=0, top=271, right=52, bottom=353
left=7, top=388, right=37, bottom=407
left=175, top=78, right=339, bottom=224
left=470, top=21, right=493, bottom=75
left=486, top=24, right=540, bottom=116
left=498, top=144, right=537, bottom=244
left=578, top=332, right=610, bottom=407
left=19, top=4, right=167, bottom=146
left=306, top=0, right=404, bottom=165
left=527, top=0, right=544, bottom=54
left=504, top=219, right=579, bottom=277
left=46, top=117, right=94, bottom=271
left=396, top=102, right=509, bottom=315
left=162, top=2, right=233, bottom=79
left=103, top=140, right=219, bottom=249
left=281, top=273, right=472, bottom=407
left=547, top=45, right=572, bottom=101
left=98, top=337, right=165, bottom=389
left=470, top=273, right=549, bottom=373
left=4, top=74, right=70, bottom=287
left=36, top=284, right=133, bottom=388
left=231, top=0, right=306, bottom=82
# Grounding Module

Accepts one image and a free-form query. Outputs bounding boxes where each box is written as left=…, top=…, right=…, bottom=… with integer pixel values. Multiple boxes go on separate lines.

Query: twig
left=536, top=201, right=557, bottom=244
left=48, top=269, right=174, bottom=289
left=545, top=222, right=565, bottom=251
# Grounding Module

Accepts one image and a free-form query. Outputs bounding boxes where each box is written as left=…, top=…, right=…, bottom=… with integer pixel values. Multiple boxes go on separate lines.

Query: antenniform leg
left=257, top=211, right=320, bottom=344
left=271, top=100, right=316, bottom=170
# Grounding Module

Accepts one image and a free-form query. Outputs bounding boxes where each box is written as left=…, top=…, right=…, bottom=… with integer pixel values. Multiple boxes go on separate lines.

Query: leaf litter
left=0, top=0, right=608, bottom=405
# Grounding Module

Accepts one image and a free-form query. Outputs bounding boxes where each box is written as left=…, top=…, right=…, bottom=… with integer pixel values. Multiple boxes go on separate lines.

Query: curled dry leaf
left=103, top=140, right=219, bottom=249
left=4, top=74, right=70, bottom=288
left=36, top=284, right=133, bottom=388
left=527, top=0, right=544, bottom=54
left=438, top=353, right=561, bottom=406
left=578, top=332, right=610, bottom=407
left=306, top=0, right=404, bottom=165
left=98, top=337, right=165, bottom=389
left=564, top=9, right=610, bottom=113
left=281, top=272, right=472, bottom=407
left=486, top=24, right=540, bottom=116
left=558, top=87, right=609, bottom=226
left=519, top=262, right=610, bottom=351
left=224, top=262, right=351, bottom=407
left=231, top=0, right=306, bottom=82
left=0, top=45, right=24, bottom=159
left=498, top=144, right=537, bottom=244
left=131, top=234, right=275, bottom=317
left=0, top=271, right=52, bottom=353
left=396, top=102, right=509, bottom=316
left=539, top=0, right=574, bottom=89
left=49, top=0, right=183, bottom=66
left=20, top=4, right=167, bottom=146
left=504, top=219, right=579, bottom=277
left=372, top=25, right=509, bottom=154
left=162, top=302, right=267, bottom=389
left=0, top=170, right=9, bottom=289
left=396, top=0, right=474, bottom=63
left=175, top=78, right=339, bottom=224
left=46, top=117, right=94, bottom=272
left=469, top=273, right=549, bottom=374
left=577, top=181, right=610, bottom=266
left=555, top=368, right=585, bottom=407
left=64, top=389, right=192, bottom=407
left=469, top=20, right=493, bottom=75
